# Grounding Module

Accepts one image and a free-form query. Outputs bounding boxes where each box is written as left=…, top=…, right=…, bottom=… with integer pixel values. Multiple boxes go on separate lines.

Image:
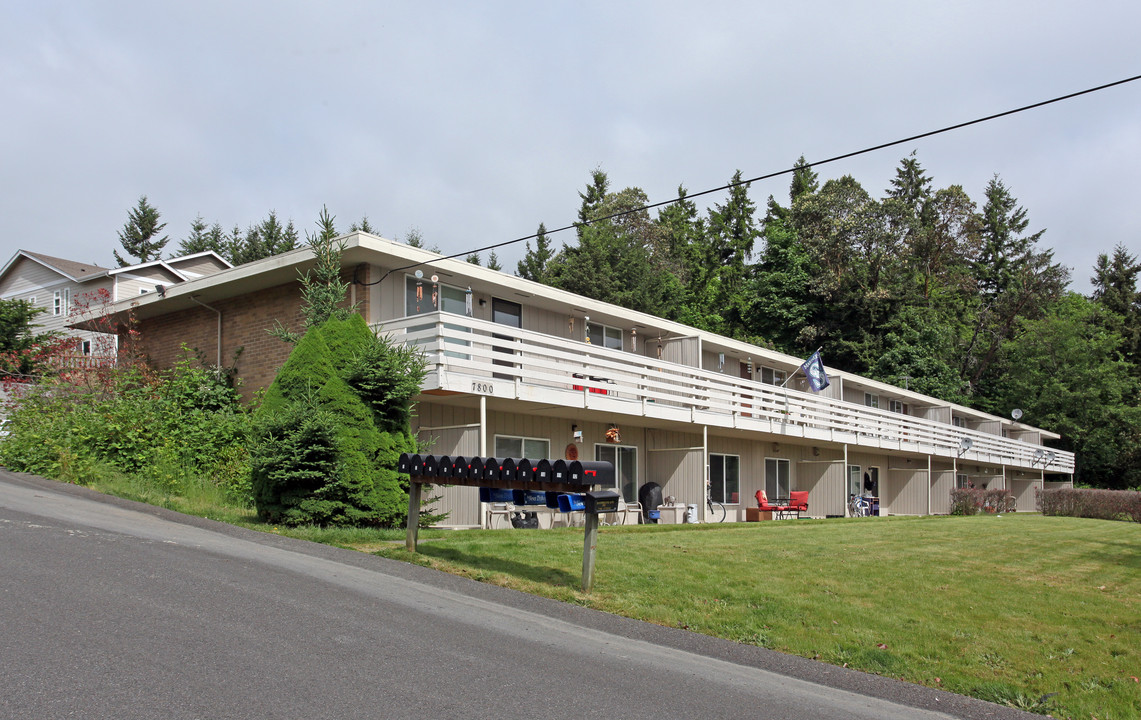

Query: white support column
left=702, top=425, right=709, bottom=522
left=479, top=395, right=487, bottom=457
left=927, top=454, right=932, bottom=516
left=843, top=443, right=849, bottom=517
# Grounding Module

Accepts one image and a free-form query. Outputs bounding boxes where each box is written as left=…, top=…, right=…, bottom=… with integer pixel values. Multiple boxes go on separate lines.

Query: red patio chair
left=755, top=490, right=791, bottom=517
left=788, top=490, right=809, bottom=519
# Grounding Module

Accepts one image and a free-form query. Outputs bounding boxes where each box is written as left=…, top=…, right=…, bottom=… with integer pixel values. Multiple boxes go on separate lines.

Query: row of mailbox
left=398, top=453, right=615, bottom=486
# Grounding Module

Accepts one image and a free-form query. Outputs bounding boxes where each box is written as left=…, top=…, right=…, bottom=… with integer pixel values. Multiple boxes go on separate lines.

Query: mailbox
left=544, top=491, right=562, bottom=509
left=566, top=460, right=583, bottom=484
left=515, top=458, right=534, bottom=482
left=410, top=454, right=424, bottom=476
left=556, top=493, right=585, bottom=512
left=479, top=487, right=515, bottom=503
left=577, top=461, right=615, bottom=487
left=422, top=454, right=438, bottom=476
left=551, top=459, right=567, bottom=483
left=499, top=457, right=517, bottom=479
left=512, top=489, right=547, bottom=506
left=398, top=452, right=412, bottom=475
left=483, top=456, right=503, bottom=482
left=451, top=456, right=468, bottom=477
left=533, top=458, right=552, bottom=482
left=584, top=490, right=621, bottom=514
left=436, top=455, right=453, bottom=479
left=467, top=456, right=485, bottom=480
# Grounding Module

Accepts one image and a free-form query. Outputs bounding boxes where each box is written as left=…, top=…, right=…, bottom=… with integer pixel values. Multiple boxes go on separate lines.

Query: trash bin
left=638, top=482, right=662, bottom=524
left=685, top=504, right=699, bottom=523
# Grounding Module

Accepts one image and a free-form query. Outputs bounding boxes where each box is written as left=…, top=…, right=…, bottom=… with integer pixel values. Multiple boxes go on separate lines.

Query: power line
left=367, top=73, right=1141, bottom=285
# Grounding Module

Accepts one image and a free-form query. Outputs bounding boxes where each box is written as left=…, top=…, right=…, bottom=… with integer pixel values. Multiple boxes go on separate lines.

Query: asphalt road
left=0, top=470, right=1036, bottom=719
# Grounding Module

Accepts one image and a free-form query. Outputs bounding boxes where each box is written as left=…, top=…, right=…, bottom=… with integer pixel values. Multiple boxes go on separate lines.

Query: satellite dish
left=1012, top=409, right=1023, bottom=421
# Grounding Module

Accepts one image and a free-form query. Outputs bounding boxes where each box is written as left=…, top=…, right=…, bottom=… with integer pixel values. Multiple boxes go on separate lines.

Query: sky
left=2, top=1, right=1139, bottom=294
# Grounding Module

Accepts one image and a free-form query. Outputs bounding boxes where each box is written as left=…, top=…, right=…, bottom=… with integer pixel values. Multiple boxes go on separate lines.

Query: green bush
left=1038, top=487, right=1141, bottom=522
left=0, top=349, right=251, bottom=501
left=249, top=315, right=420, bottom=527
left=949, top=487, right=1016, bottom=515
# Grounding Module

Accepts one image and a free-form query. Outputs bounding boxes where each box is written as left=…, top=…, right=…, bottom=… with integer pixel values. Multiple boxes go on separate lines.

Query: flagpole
left=781, top=346, right=823, bottom=388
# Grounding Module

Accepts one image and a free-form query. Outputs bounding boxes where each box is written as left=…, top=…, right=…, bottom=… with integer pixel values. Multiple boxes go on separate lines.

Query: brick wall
left=132, top=267, right=370, bottom=402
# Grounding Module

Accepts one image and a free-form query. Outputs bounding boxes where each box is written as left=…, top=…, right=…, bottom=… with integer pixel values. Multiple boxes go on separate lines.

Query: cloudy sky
left=3, top=1, right=1139, bottom=293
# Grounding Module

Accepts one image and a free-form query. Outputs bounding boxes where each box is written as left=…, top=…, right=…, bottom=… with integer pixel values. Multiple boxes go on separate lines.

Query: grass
left=372, top=515, right=1140, bottom=719
left=74, top=470, right=1139, bottom=718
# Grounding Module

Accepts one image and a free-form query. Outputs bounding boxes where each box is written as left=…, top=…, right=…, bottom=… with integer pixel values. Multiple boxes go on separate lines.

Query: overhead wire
left=361, top=73, right=1141, bottom=286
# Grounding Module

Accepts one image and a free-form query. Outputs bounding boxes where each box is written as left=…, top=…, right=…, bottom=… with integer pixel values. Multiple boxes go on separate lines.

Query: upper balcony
left=376, top=312, right=1075, bottom=474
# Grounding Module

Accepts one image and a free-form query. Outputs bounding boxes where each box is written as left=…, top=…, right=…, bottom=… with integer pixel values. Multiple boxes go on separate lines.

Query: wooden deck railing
left=376, top=313, right=1075, bottom=473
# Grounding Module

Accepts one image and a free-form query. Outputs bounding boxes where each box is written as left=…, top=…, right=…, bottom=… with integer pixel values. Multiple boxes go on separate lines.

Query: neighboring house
left=84, top=233, right=1075, bottom=526
left=0, top=250, right=231, bottom=357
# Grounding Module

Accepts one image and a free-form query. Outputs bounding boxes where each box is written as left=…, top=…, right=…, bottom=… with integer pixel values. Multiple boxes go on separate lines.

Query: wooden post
left=581, top=512, right=599, bottom=592
left=406, top=481, right=423, bottom=552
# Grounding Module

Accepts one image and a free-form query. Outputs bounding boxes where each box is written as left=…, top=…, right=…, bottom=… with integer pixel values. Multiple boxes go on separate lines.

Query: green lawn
left=375, top=515, right=1140, bottom=719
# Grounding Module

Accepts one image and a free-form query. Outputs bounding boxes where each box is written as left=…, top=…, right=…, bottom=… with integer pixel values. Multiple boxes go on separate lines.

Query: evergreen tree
left=349, top=216, right=378, bottom=234
left=179, top=215, right=212, bottom=256
left=465, top=253, right=481, bottom=265
left=517, top=223, right=554, bottom=281
left=114, top=195, right=169, bottom=266
left=789, top=155, right=819, bottom=202
left=701, top=171, right=759, bottom=336
left=1091, top=243, right=1141, bottom=365
left=486, top=251, right=502, bottom=272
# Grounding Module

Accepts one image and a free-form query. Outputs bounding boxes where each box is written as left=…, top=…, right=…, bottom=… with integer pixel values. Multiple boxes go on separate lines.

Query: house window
left=81, top=340, right=91, bottom=356
left=864, top=392, right=880, bottom=409
left=847, top=465, right=862, bottom=498
left=956, top=474, right=969, bottom=490
left=765, top=457, right=790, bottom=499
left=760, top=366, right=787, bottom=386
left=53, top=289, right=66, bottom=316
left=952, top=415, right=966, bottom=428
left=404, top=276, right=471, bottom=359
left=28, top=296, right=36, bottom=306
left=709, top=454, right=740, bottom=504
left=586, top=322, right=623, bottom=350
left=888, top=400, right=908, bottom=414
left=494, top=435, right=550, bottom=460
left=405, top=275, right=468, bottom=317
left=596, top=444, right=637, bottom=502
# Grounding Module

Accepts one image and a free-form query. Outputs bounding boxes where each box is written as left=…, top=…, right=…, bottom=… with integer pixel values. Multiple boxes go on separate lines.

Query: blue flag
left=801, top=351, right=830, bottom=392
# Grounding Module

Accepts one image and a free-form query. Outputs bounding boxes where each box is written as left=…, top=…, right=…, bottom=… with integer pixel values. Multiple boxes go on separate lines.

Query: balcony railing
left=376, top=313, right=1075, bottom=474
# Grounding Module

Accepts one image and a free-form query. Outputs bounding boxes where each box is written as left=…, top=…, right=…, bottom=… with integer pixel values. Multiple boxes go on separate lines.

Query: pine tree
left=350, top=216, right=378, bottom=234
left=789, top=155, right=819, bottom=202
left=486, top=251, right=502, bottom=271
left=465, top=253, right=481, bottom=265
left=114, top=195, right=169, bottom=266
left=517, top=223, right=554, bottom=281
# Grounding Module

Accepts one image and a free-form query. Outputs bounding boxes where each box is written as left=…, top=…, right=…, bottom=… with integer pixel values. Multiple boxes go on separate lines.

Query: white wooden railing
left=376, top=313, right=1075, bottom=473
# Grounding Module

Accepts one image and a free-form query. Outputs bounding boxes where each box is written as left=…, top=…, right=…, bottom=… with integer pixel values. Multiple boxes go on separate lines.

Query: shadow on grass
left=1085, top=539, right=1141, bottom=571
left=414, top=544, right=580, bottom=587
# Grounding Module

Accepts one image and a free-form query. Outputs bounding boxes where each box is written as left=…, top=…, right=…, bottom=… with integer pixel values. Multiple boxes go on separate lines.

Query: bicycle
left=848, top=494, right=871, bottom=518
left=706, top=481, right=727, bottom=523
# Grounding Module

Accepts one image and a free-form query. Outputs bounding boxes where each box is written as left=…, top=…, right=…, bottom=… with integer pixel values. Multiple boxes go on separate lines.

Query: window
left=596, top=444, right=637, bottom=502
left=53, top=290, right=62, bottom=316
left=760, top=366, right=787, bottom=386
left=494, top=435, right=550, bottom=460
left=847, top=465, right=862, bottom=498
left=28, top=296, right=36, bottom=306
left=765, top=457, right=790, bottom=499
left=81, top=340, right=91, bottom=356
left=888, top=400, right=908, bottom=414
left=864, top=393, right=880, bottom=409
left=404, top=276, right=470, bottom=359
left=952, top=415, right=966, bottom=428
left=709, top=454, right=740, bottom=504
left=492, top=298, right=522, bottom=380
left=405, top=275, right=469, bottom=317
left=586, top=322, right=623, bottom=350
left=956, top=473, right=968, bottom=490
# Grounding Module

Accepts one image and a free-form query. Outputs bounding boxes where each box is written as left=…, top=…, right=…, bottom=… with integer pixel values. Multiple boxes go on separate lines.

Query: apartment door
left=492, top=298, right=521, bottom=380
left=596, top=444, right=637, bottom=503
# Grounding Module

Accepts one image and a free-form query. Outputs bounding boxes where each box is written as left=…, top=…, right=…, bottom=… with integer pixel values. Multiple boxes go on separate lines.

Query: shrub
left=249, top=315, right=419, bottom=527
left=1038, top=488, right=1141, bottom=522
left=0, top=347, right=251, bottom=502
left=949, top=488, right=1016, bottom=515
